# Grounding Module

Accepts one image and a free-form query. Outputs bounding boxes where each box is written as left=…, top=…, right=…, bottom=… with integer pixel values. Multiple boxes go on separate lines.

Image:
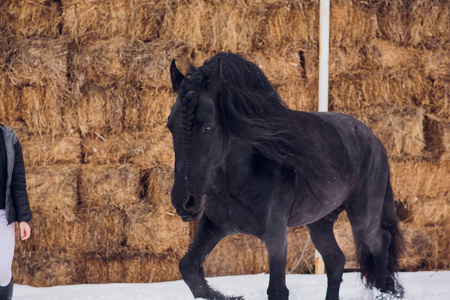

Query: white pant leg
left=0, top=210, right=15, bottom=287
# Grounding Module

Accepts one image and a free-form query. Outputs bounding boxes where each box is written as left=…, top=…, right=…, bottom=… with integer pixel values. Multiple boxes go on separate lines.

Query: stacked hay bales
left=0, top=0, right=448, bottom=286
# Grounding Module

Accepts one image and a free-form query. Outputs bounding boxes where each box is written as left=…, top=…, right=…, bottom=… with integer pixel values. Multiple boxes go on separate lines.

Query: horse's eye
left=202, top=125, right=212, bottom=133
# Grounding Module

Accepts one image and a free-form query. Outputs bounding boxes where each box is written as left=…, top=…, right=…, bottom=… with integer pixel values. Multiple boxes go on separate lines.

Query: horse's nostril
left=184, top=195, right=196, bottom=211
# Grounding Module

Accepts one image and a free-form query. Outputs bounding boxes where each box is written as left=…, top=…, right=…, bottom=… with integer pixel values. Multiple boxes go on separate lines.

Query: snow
left=14, top=271, right=449, bottom=300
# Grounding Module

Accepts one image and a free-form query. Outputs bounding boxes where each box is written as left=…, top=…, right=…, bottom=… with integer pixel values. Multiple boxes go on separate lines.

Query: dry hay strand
left=79, top=163, right=139, bottom=209
left=0, top=0, right=62, bottom=38
left=12, top=250, right=77, bottom=287
left=377, top=0, right=450, bottom=48
left=81, top=250, right=181, bottom=284
left=61, top=0, right=165, bottom=44
left=7, top=38, right=68, bottom=88
left=26, top=165, right=80, bottom=221
left=76, top=84, right=125, bottom=135
left=344, top=106, right=426, bottom=159
left=21, top=133, right=81, bottom=166
left=390, top=160, right=449, bottom=206
left=77, top=207, right=127, bottom=254
left=0, top=79, right=23, bottom=123
left=126, top=165, right=190, bottom=254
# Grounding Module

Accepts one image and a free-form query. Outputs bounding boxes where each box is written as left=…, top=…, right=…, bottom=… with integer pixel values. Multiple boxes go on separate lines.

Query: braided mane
left=177, top=72, right=203, bottom=178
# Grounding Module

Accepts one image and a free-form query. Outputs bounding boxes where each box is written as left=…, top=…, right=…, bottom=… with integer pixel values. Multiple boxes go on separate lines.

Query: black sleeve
left=10, top=140, right=32, bottom=223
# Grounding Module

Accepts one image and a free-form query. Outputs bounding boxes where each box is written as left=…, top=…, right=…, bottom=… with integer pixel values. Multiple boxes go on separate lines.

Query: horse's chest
left=205, top=194, right=266, bottom=237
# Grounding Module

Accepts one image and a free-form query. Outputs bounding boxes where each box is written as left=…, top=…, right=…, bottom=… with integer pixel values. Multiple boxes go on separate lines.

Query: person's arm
left=10, top=140, right=32, bottom=224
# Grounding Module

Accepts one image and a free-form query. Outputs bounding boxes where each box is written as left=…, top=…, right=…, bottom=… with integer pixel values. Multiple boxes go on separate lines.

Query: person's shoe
left=0, top=276, right=13, bottom=300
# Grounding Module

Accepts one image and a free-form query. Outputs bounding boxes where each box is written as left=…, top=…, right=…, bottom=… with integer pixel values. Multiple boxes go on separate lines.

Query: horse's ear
left=170, top=59, right=185, bottom=92
left=209, top=57, right=224, bottom=94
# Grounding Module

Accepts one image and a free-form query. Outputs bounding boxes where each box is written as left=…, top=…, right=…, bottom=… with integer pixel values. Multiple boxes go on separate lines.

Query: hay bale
left=123, top=252, right=181, bottom=283
left=159, top=0, right=319, bottom=53
left=21, top=134, right=81, bottom=166
left=400, top=219, right=449, bottom=271
left=376, top=0, right=450, bottom=48
left=343, top=106, right=426, bottom=159
left=26, top=165, right=79, bottom=221
left=124, top=87, right=174, bottom=132
left=0, top=0, right=62, bottom=38
left=204, top=226, right=315, bottom=276
left=14, top=211, right=84, bottom=255
left=5, top=38, right=72, bottom=134
left=204, top=234, right=268, bottom=276
left=12, top=251, right=78, bottom=287
left=77, top=84, right=125, bottom=135
left=81, top=251, right=181, bottom=284
left=82, top=131, right=173, bottom=166
left=390, top=160, right=449, bottom=205
left=7, top=38, right=68, bottom=88
left=80, top=163, right=139, bottom=209
left=21, top=86, right=67, bottom=135
left=330, top=0, right=377, bottom=47
left=247, top=52, right=317, bottom=112
left=78, top=207, right=127, bottom=254
left=126, top=166, right=190, bottom=254
left=329, top=43, right=434, bottom=111
left=70, top=38, right=192, bottom=90
left=61, top=0, right=165, bottom=43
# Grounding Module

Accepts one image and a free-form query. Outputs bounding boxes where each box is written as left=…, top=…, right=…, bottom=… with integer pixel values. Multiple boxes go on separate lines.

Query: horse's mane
left=182, top=52, right=331, bottom=177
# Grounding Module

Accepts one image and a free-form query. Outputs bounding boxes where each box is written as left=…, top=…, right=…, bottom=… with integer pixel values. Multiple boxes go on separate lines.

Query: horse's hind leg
left=307, top=217, right=345, bottom=300
left=179, top=215, right=239, bottom=300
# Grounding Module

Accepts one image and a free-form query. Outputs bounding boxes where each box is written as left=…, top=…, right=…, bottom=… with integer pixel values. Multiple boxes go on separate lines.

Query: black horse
left=167, top=52, right=403, bottom=300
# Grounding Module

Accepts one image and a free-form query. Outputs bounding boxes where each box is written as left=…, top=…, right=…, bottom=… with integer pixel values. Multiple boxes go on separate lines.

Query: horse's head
left=167, top=58, right=225, bottom=222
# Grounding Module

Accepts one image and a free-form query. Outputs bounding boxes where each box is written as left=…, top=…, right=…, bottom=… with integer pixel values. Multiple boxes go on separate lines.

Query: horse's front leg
left=264, top=222, right=289, bottom=300
left=180, top=215, right=240, bottom=300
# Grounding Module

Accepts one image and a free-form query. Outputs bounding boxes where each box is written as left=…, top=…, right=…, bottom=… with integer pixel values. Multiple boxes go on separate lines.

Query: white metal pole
left=315, top=0, right=330, bottom=274
left=318, top=0, right=330, bottom=112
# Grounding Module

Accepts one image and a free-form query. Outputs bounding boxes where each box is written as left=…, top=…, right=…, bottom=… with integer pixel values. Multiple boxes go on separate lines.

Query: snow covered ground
left=14, top=271, right=449, bottom=300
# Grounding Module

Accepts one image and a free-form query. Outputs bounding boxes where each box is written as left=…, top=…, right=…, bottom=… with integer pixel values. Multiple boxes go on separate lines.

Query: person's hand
left=19, top=221, right=31, bottom=240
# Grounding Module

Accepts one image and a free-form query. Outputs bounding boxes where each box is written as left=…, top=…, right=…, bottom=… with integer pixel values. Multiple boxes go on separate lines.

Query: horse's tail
left=356, top=178, right=404, bottom=295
